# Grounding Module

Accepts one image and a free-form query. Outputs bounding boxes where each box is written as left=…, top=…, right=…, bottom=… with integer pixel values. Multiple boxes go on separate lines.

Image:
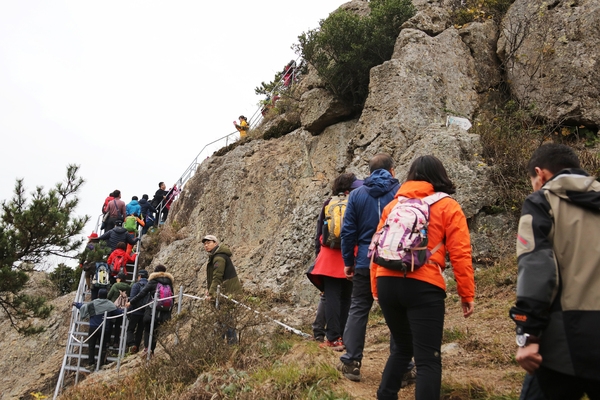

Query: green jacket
left=207, top=244, right=242, bottom=297
left=107, top=282, right=131, bottom=302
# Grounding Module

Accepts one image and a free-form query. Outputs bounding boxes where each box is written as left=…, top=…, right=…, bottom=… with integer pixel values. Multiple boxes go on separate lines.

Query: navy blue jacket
left=139, top=199, right=156, bottom=218
left=98, top=226, right=138, bottom=252
left=341, top=169, right=399, bottom=269
left=129, top=277, right=149, bottom=316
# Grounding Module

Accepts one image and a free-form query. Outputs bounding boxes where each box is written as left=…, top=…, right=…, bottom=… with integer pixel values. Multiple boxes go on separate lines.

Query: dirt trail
left=315, top=288, right=523, bottom=399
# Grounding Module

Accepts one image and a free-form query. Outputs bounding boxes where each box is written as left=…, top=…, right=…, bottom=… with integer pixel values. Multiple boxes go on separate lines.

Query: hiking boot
left=314, top=335, right=325, bottom=343
left=320, top=338, right=345, bottom=351
left=337, top=360, right=361, bottom=382
left=128, top=345, right=138, bottom=354
left=401, top=365, right=417, bottom=388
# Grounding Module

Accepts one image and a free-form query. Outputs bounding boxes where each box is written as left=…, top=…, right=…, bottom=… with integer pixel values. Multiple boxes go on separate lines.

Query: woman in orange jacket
left=371, top=155, right=475, bottom=400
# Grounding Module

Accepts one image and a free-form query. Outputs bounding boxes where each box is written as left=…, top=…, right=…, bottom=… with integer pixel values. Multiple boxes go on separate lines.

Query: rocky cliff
left=2, top=0, right=599, bottom=398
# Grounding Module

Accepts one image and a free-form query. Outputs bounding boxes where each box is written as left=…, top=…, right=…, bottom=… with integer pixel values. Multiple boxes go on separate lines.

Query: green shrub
left=48, top=263, right=80, bottom=295
left=450, top=0, right=515, bottom=26
left=295, top=0, right=415, bottom=110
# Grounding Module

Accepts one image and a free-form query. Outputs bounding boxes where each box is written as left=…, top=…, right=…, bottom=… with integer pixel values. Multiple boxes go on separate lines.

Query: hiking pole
left=217, top=292, right=311, bottom=339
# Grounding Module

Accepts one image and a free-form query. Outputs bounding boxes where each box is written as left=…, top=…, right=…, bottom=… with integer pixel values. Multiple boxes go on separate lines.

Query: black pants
left=87, top=326, right=109, bottom=367
left=323, top=276, right=352, bottom=342
left=127, top=314, right=145, bottom=348
left=377, top=277, right=446, bottom=400
left=312, top=294, right=326, bottom=339
left=536, top=365, right=600, bottom=400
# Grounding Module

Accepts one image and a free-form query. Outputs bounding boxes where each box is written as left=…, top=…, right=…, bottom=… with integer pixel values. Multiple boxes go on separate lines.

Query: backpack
left=145, top=214, right=155, bottom=228
left=110, top=254, right=127, bottom=276
left=93, top=262, right=111, bottom=288
left=124, top=215, right=137, bottom=232
left=114, top=290, right=128, bottom=309
left=368, top=193, right=449, bottom=276
left=156, top=282, right=173, bottom=310
left=322, top=194, right=347, bottom=248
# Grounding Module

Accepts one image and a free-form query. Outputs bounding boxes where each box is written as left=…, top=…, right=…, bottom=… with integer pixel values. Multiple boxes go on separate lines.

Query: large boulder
left=300, top=88, right=354, bottom=135
left=401, top=5, right=451, bottom=36
left=354, top=28, right=479, bottom=148
left=497, top=0, right=600, bottom=127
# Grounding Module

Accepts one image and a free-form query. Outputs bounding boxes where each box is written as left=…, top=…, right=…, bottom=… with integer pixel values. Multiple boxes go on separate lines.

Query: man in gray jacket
left=510, top=143, right=600, bottom=398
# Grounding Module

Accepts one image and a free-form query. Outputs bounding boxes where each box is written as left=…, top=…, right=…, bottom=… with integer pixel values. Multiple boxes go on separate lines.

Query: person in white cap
left=202, top=235, right=242, bottom=299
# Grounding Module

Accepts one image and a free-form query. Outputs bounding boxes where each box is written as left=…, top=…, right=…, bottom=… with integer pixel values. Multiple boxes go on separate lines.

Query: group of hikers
left=72, top=143, right=599, bottom=398
left=307, top=146, right=599, bottom=399
left=100, top=182, right=180, bottom=234
left=76, top=178, right=243, bottom=369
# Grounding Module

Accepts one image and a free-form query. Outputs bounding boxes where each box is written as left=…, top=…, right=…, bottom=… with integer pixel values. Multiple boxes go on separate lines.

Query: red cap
left=88, top=232, right=99, bottom=239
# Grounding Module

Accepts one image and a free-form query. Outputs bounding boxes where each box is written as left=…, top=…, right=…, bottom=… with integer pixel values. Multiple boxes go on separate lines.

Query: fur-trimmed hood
left=149, top=271, right=174, bottom=284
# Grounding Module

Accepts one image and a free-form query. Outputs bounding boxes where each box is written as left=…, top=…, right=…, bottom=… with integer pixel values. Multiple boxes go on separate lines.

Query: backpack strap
left=424, top=192, right=450, bottom=260
left=422, top=192, right=450, bottom=206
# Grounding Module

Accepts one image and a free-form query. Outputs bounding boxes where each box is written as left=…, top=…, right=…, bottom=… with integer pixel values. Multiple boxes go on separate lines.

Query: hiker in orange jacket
left=371, top=155, right=475, bottom=400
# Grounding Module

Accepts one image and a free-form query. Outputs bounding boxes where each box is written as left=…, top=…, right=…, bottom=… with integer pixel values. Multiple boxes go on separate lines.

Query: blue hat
left=98, top=288, right=108, bottom=299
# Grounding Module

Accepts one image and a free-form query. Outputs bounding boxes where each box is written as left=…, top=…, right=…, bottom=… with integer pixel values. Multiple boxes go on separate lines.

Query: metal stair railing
left=54, top=282, right=313, bottom=397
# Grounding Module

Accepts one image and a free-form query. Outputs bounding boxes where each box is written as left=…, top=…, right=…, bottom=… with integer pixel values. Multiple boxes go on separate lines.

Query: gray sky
left=0, top=0, right=344, bottom=265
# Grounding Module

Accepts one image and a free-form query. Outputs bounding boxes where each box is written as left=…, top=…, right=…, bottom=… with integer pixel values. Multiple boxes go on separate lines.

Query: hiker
left=126, top=269, right=149, bottom=354
left=371, top=155, right=475, bottom=399
left=107, top=272, right=131, bottom=346
left=79, top=232, right=111, bottom=292
left=308, top=173, right=363, bottom=351
left=104, top=190, right=127, bottom=231
left=139, top=194, right=155, bottom=219
left=101, top=191, right=116, bottom=231
left=162, top=184, right=180, bottom=223
left=98, top=220, right=139, bottom=253
left=126, top=196, right=141, bottom=217
left=106, top=242, right=136, bottom=282
left=73, top=288, right=122, bottom=368
left=510, top=144, right=600, bottom=398
left=151, top=182, right=169, bottom=223
left=126, top=265, right=175, bottom=355
left=202, top=234, right=242, bottom=344
left=233, top=115, right=249, bottom=139
left=107, top=271, right=131, bottom=302
left=336, top=153, right=400, bottom=382
left=282, top=60, right=296, bottom=88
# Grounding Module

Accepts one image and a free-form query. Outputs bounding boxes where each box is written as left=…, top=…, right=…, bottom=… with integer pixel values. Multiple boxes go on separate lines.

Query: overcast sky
left=0, top=0, right=345, bottom=265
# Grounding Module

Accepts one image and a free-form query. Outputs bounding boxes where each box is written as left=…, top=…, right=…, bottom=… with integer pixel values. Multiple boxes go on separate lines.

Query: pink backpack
left=156, top=282, right=173, bottom=310
left=368, top=193, right=449, bottom=276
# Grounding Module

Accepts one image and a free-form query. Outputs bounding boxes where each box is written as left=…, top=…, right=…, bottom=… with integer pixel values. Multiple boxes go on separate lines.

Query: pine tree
left=0, top=165, right=89, bottom=334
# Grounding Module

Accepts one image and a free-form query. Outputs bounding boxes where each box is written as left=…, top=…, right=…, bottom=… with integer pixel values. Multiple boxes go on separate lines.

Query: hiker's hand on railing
left=125, top=302, right=131, bottom=308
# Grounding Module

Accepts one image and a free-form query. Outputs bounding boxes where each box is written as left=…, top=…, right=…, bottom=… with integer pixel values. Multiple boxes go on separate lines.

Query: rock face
left=0, top=293, right=73, bottom=399
left=497, top=0, right=600, bottom=127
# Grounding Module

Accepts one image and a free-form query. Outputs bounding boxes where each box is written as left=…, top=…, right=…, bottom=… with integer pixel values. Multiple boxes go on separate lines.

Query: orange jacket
left=370, top=181, right=475, bottom=303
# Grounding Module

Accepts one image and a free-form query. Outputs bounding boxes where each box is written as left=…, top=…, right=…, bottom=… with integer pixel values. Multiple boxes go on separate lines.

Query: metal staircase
left=53, top=229, right=142, bottom=399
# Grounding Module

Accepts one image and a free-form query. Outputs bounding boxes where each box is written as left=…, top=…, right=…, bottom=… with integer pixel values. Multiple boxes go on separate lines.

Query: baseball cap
left=202, top=235, right=219, bottom=243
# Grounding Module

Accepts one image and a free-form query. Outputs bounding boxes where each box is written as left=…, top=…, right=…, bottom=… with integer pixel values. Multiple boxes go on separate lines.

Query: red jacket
left=107, top=249, right=137, bottom=276
left=370, top=181, right=475, bottom=303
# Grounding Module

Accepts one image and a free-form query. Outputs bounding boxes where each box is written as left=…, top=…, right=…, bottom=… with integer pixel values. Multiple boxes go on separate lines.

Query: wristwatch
left=516, top=333, right=539, bottom=347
